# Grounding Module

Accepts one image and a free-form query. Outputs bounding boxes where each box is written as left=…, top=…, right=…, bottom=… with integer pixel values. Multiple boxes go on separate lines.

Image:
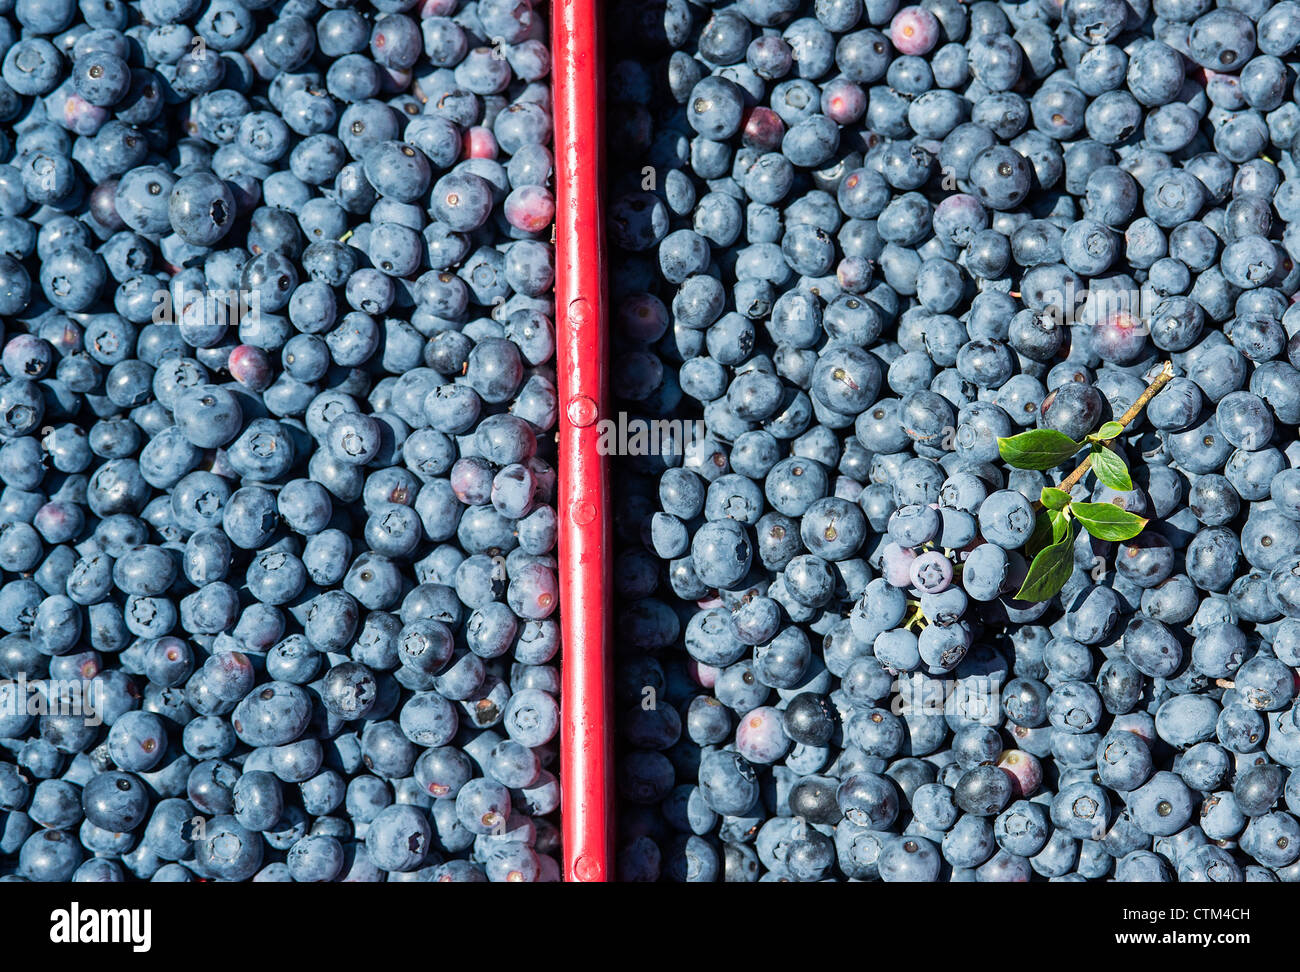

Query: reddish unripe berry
left=881, top=542, right=917, bottom=588
left=837, top=256, right=874, bottom=294
left=507, top=563, right=557, bottom=620
left=504, top=185, right=555, bottom=234
left=44, top=318, right=82, bottom=356
left=1092, top=310, right=1148, bottom=364
left=228, top=344, right=274, bottom=392
left=741, top=107, right=785, bottom=151
left=997, top=749, right=1043, bottom=796
left=890, top=6, right=941, bottom=55
left=58, top=89, right=109, bottom=135
left=34, top=501, right=82, bottom=542
left=450, top=457, right=495, bottom=504
left=464, top=126, right=498, bottom=159
left=821, top=79, right=867, bottom=125
left=736, top=706, right=792, bottom=764
left=689, top=660, right=720, bottom=689
left=210, top=650, right=254, bottom=701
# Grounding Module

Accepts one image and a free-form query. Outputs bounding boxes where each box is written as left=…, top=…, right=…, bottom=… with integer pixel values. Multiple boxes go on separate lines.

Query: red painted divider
left=552, top=0, right=612, bottom=882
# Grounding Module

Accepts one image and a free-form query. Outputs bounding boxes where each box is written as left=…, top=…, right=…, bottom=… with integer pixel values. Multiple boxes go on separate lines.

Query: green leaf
left=1088, top=421, right=1124, bottom=443
left=1026, top=510, right=1054, bottom=558
left=1071, top=501, right=1148, bottom=542
left=1015, top=520, right=1076, bottom=601
left=1089, top=446, right=1133, bottom=492
left=996, top=429, right=1082, bottom=470
left=1049, top=508, right=1070, bottom=543
left=1040, top=486, right=1071, bottom=511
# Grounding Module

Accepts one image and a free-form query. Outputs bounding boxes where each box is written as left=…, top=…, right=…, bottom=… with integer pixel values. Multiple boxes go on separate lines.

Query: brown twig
left=1033, top=361, right=1176, bottom=509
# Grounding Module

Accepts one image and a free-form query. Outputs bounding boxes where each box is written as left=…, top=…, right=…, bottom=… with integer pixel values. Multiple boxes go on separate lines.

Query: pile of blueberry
left=0, top=0, right=563, bottom=882
left=609, top=0, right=1300, bottom=881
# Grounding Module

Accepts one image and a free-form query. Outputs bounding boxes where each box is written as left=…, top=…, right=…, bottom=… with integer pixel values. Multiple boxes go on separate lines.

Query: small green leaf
left=1089, top=446, right=1133, bottom=491
left=1026, top=510, right=1054, bottom=558
left=1040, top=486, right=1071, bottom=511
left=1015, top=520, right=1076, bottom=601
left=1071, top=501, right=1148, bottom=542
left=996, top=429, right=1082, bottom=470
left=1049, top=508, right=1071, bottom=543
left=1088, top=421, right=1124, bottom=443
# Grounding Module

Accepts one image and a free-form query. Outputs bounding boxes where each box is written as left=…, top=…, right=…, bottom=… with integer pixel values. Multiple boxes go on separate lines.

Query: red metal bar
left=552, top=0, right=612, bottom=882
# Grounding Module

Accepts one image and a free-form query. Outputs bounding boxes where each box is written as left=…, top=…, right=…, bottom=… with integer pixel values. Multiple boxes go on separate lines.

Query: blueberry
left=193, top=815, right=263, bottom=881
left=81, top=771, right=149, bottom=832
